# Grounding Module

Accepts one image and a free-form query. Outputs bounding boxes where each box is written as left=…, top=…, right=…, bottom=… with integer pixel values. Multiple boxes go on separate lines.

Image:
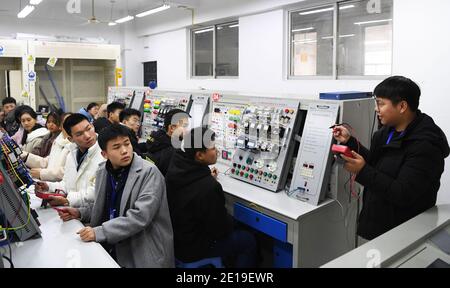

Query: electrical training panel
left=209, top=94, right=301, bottom=192
left=141, top=90, right=192, bottom=139
left=107, top=86, right=149, bottom=109
left=0, top=132, right=41, bottom=241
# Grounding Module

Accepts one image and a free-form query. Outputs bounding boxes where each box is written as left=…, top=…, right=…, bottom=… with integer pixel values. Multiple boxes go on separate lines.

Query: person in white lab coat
left=35, top=113, right=105, bottom=208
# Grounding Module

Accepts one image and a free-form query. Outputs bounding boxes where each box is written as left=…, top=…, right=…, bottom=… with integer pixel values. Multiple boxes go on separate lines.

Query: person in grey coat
left=57, top=124, right=174, bottom=268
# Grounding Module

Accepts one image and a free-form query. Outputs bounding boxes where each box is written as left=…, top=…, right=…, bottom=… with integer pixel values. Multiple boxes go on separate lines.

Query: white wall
left=141, top=10, right=379, bottom=94
left=393, top=0, right=450, bottom=204
left=137, top=0, right=450, bottom=204
left=121, top=22, right=143, bottom=86
left=135, top=0, right=311, bottom=37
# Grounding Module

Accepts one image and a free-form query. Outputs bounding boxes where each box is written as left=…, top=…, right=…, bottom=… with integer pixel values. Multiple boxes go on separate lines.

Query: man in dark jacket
left=1, top=97, right=20, bottom=136
left=165, top=126, right=257, bottom=267
left=146, top=109, right=190, bottom=175
left=119, top=108, right=144, bottom=156
left=93, top=102, right=125, bottom=133
left=334, top=76, right=450, bottom=241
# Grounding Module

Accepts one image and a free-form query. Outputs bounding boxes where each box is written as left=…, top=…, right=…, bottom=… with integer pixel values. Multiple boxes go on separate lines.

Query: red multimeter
left=331, top=144, right=354, bottom=158
left=35, top=191, right=65, bottom=200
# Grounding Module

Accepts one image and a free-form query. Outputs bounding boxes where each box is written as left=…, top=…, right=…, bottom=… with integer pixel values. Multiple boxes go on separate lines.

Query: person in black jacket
left=333, top=76, right=449, bottom=241
left=165, top=126, right=257, bottom=267
left=119, top=108, right=144, bottom=156
left=146, top=109, right=190, bottom=175
left=93, top=102, right=125, bottom=133
left=1, top=97, right=19, bottom=136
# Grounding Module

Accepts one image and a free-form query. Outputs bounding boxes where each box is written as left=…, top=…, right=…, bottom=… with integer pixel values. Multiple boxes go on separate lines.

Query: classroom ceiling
left=0, top=0, right=201, bottom=23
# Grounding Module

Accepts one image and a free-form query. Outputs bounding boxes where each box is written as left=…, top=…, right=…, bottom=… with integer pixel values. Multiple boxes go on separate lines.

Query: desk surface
left=322, top=204, right=450, bottom=268
left=215, top=163, right=333, bottom=220
left=5, top=194, right=119, bottom=268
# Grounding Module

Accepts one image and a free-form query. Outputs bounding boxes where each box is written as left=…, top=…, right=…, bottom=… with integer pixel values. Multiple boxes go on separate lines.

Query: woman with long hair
left=17, top=106, right=49, bottom=153
left=23, top=113, right=73, bottom=181
left=32, top=111, right=62, bottom=157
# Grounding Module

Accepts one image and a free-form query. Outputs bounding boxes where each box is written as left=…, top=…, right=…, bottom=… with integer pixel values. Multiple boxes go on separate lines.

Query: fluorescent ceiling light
left=339, top=5, right=355, bottom=10
left=194, top=28, right=214, bottom=34
left=299, top=4, right=354, bottom=15
left=292, top=39, right=317, bottom=44
left=292, top=27, right=314, bottom=33
left=115, top=15, right=134, bottom=24
left=300, top=7, right=333, bottom=15
left=136, top=4, right=170, bottom=18
left=354, top=19, right=392, bottom=25
left=17, top=5, right=35, bottom=18
left=30, top=0, right=43, bottom=4
left=322, top=34, right=355, bottom=39
left=229, top=24, right=239, bottom=28
left=108, top=22, right=117, bottom=26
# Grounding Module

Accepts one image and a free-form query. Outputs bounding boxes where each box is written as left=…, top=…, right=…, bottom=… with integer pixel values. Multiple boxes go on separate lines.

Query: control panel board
left=141, top=90, right=192, bottom=139
left=210, top=94, right=300, bottom=192
left=107, top=87, right=149, bottom=109
left=290, top=103, right=339, bottom=205
left=190, top=93, right=210, bottom=129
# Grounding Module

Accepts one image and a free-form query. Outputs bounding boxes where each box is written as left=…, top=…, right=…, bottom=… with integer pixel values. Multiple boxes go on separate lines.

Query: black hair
left=87, top=102, right=99, bottom=112
left=374, top=76, right=421, bottom=112
left=18, top=106, right=42, bottom=145
left=63, top=113, right=89, bottom=137
left=119, top=108, right=141, bottom=122
left=98, top=123, right=131, bottom=151
left=14, top=105, right=30, bottom=124
left=2, top=97, right=16, bottom=106
left=17, top=106, right=38, bottom=121
left=107, top=102, right=126, bottom=118
left=164, top=109, right=191, bottom=131
left=46, top=111, right=62, bottom=127
left=183, top=126, right=216, bottom=160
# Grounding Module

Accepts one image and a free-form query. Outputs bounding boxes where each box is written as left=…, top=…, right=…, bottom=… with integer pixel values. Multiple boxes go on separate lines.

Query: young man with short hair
left=166, top=126, right=257, bottom=267
left=119, top=108, right=141, bottom=136
left=119, top=108, right=143, bottom=156
left=35, top=113, right=104, bottom=207
left=146, top=109, right=190, bottom=175
left=1, top=97, right=19, bottom=136
left=334, top=76, right=450, bottom=241
left=93, top=102, right=125, bottom=133
left=58, top=124, right=174, bottom=268
left=79, top=102, right=99, bottom=124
